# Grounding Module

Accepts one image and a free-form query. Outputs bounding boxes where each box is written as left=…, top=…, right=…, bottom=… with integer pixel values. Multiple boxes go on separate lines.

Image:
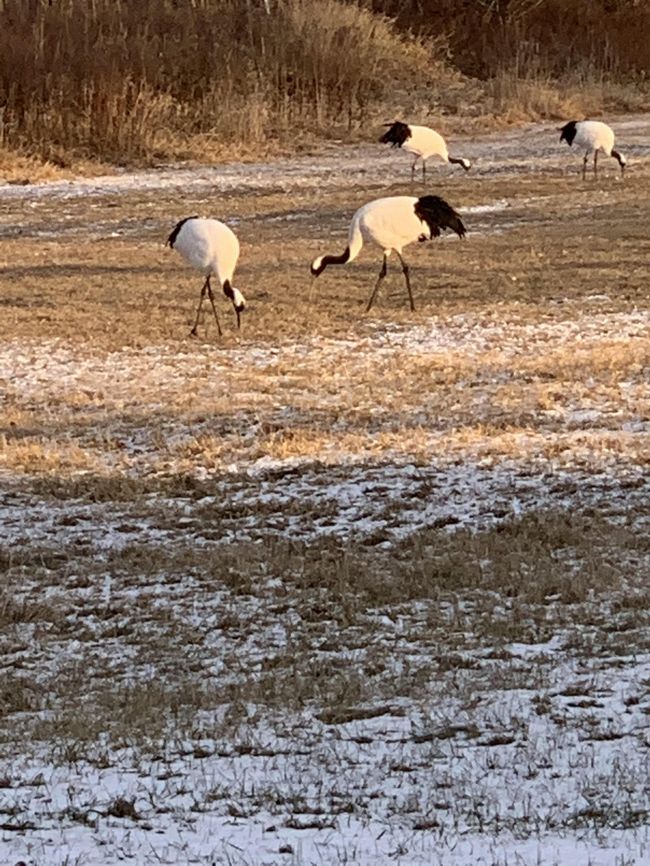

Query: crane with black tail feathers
left=380, top=122, right=471, bottom=182
left=310, top=195, right=466, bottom=313
left=166, top=217, right=246, bottom=338
left=559, top=120, right=626, bottom=179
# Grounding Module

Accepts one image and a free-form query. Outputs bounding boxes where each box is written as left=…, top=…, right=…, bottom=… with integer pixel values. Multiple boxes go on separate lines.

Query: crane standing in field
left=166, top=217, right=246, bottom=337
left=380, top=121, right=471, bottom=182
left=310, top=194, right=466, bottom=313
left=559, top=120, right=627, bottom=179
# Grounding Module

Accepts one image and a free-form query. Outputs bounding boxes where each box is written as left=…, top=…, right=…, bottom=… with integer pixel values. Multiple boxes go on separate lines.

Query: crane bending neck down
left=310, top=195, right=466, bottom=312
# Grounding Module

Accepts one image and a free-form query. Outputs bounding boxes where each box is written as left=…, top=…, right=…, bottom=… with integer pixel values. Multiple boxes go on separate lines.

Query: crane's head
left=310, top=255, right=326, bottom=277
left=311, top=247, right=350, bottom=277
left=611, top=148, right=627, bottom=176
left=224, top=281, right=246, bottom=329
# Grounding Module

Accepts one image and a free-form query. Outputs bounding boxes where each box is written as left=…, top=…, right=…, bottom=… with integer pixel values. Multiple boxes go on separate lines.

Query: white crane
left=380, top=121, right=471, bottom=182
left=166, top=217, right=246, bottom=337
left=310, top=195, right=466, bottom=312
left=559, top=120, right=627, bottom=179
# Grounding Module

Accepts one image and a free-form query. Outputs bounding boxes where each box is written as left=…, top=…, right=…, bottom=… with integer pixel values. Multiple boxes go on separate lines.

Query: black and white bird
left=559, top=120, right=627, bottom=179
left=310, top=195, right=466, bottom=313
left=380, top=121, right=471, bottom=182
left=166, top=217, right=246, bottom=337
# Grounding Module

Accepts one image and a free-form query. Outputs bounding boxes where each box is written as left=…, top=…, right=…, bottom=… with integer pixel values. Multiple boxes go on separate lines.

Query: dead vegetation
left=0, top=0, right=649, bottom=170
left=0, top=0, right=439, bottom=166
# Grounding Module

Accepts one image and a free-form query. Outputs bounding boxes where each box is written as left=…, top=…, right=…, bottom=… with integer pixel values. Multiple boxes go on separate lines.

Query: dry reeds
left=0, top=0, right=435, bottom=162
left=374, top=0, right=650, bottom=78
left=373, top=0, right=650, bottom=122
left=0, top=0, right=647, bottom=164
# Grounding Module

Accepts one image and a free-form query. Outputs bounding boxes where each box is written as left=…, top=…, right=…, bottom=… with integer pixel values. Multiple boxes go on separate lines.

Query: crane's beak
left=309, top=274, right=318, bottom=303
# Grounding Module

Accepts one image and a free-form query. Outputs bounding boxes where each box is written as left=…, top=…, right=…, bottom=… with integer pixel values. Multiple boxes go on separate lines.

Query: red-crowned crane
left=166, top=217, right=246, bottom=337
left=559, top=120, right=627, bottom=179
left=310, top=195, right=466, bottom=313
left=380, top=122, right=471, bottom=182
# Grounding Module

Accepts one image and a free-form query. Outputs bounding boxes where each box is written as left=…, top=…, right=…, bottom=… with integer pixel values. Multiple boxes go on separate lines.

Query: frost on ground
left=5, top=654, right=650, bottom=866
left=1, top=118, right=650, bottom=864
left=2, top=319, right=649, bottom=865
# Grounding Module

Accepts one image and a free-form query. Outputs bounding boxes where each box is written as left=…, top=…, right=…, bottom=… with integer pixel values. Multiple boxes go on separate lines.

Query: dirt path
left=1, top=113, right=648, bottom=203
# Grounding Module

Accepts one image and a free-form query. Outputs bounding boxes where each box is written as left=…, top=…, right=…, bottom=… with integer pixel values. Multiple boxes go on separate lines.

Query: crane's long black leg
left=594, top=150, right=598, bottom=179
left=582, top=152, right=588, bottom=180
left=206, top=278, right=223, bottom=337
left=396, top=251, right=415, bottom=312
left=190, top=277, right=210, bottom=337
left=365, top=255, right=388, bottom=312
left=422, top=160, right=426, bottom=184
left=411, top=158, right=417, bottom=184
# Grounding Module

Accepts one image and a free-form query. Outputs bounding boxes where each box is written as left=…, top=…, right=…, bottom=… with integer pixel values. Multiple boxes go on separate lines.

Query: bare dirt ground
left=1, top=115, right=650, bottom=865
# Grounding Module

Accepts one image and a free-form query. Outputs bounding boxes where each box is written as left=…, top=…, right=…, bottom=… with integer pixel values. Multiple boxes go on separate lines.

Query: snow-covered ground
left=2, top=301, right=649, bottom=549
left=4, top=635, right=650, bottom=864
left=6, top=671, right=650, bottom=865
left=3, top=316, right=649, bottom=864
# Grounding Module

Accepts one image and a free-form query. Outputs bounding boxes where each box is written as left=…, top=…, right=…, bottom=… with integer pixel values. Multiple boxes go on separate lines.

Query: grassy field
left=1, top=116, right=650, bottom=864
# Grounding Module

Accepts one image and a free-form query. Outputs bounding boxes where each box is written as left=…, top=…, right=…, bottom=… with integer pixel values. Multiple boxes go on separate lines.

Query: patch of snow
left=2, top=655, right=649, bottom=865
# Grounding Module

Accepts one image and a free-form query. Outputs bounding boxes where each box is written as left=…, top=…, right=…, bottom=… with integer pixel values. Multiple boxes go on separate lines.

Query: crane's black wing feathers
left=379, top=121, right=412, bottom=147
left=559, top=120, right=578, bottom=146
left=414, top=196, right=466, bottom=239
left=166, top=216, right=199, bottom=248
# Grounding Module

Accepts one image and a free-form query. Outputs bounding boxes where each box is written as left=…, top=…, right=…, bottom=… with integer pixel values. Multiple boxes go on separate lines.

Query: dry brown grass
left=375, top=0, right=650, bottom=130
left=0, top=147, right=80, bottom=185
left=376, top=0, right=650, bottom=79
left=0, top=0, right=439, bottom=165
left=1, top=159, right=649, bottom=477
left=0, top=0, right=648, bottom=169
left=0, top=436, right=100, bottom=473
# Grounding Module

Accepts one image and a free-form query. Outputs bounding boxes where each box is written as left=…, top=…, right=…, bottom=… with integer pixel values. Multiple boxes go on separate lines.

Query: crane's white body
left=571, top=120, right=616, bottom=156
left=172, top=219, right=240, bottom=293
left=336, top=196, right=431, bottom=267
left=167, top=217, right=245, bottom=336
left=401, top=125, right=453, bottom=163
